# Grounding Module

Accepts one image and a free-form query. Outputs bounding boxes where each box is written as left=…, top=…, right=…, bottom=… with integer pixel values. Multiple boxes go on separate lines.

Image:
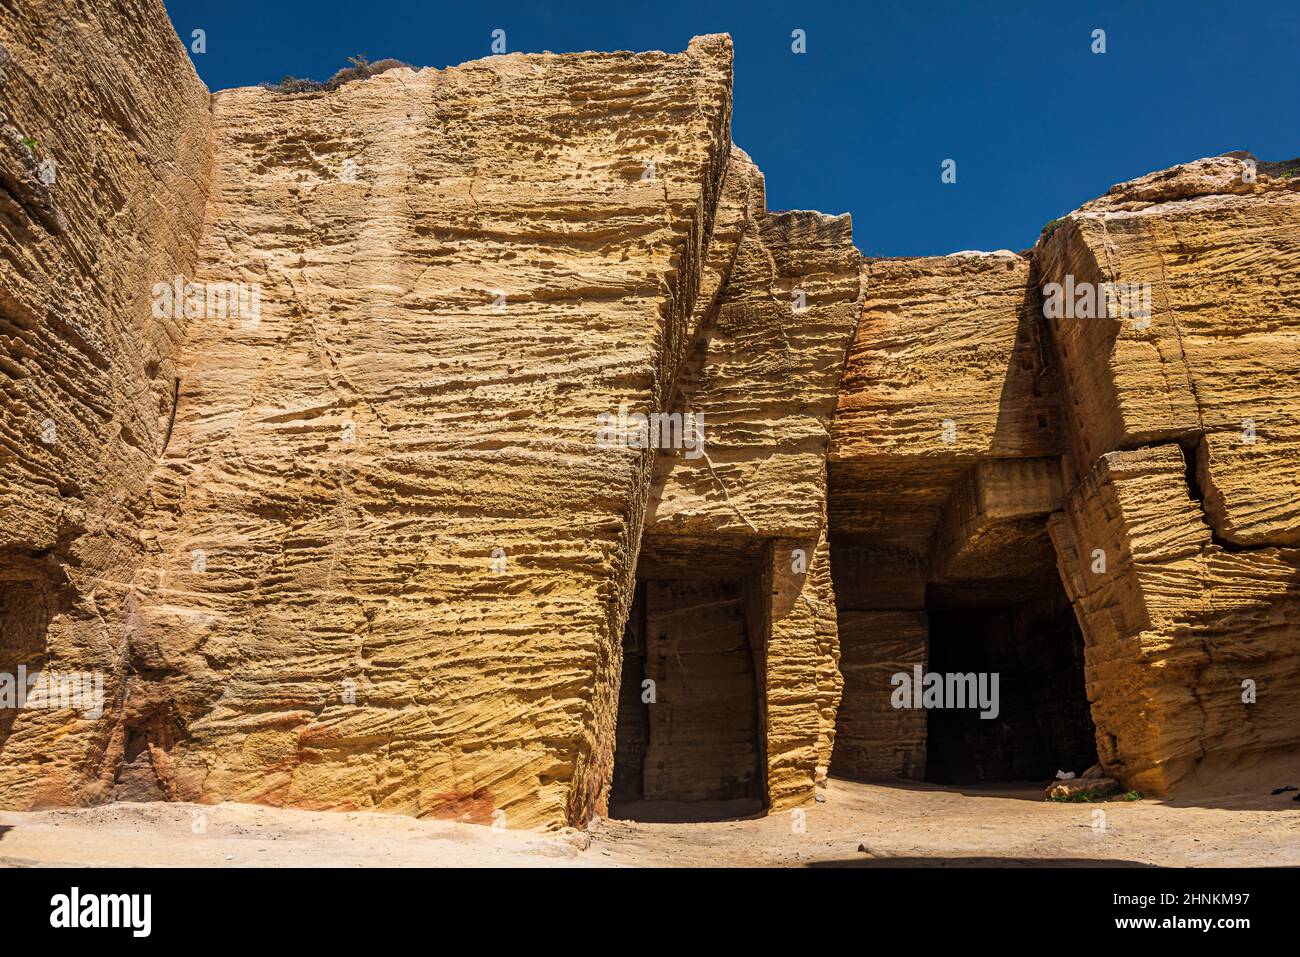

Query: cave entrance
left=922, top=582, right=1097, bottom=786
left=0, top=553, right=57, bottom=753
left=610, top=538, right=766, bottom=822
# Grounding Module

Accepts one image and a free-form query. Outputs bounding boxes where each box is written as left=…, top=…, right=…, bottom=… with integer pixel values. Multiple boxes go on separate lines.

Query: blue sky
left=163, top=0, right=1299, bottom=257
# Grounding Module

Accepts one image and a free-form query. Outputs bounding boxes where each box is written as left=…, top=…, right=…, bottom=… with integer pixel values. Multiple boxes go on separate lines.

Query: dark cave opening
left=923, top=586, right=1098, bottom=785
left=610, top=541, right=766, bottom=821
left=0, top=554, right=56, bottom=752
left=610, top=582, right=650, bottom=807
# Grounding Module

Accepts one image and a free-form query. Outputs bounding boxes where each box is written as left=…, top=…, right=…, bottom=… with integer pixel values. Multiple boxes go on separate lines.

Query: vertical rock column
left=126, top=37, right=734, bottom=828
left=644, top=149, right=861, bottom=809
left=764, top=532, right=839, bottom=806
left=0, top=0, right=212, bottom=808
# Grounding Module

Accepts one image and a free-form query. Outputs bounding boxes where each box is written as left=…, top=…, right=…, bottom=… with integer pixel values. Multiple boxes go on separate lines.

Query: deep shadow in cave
left=610, top=537, right=766, bottom=822
left=0, top=552, right=59, bottom=752
left=923, top=583, right=1097, bottom=785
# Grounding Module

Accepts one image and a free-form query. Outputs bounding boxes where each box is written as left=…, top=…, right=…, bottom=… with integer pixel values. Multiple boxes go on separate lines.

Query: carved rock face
left=2, top=0, right=1297, bottom=827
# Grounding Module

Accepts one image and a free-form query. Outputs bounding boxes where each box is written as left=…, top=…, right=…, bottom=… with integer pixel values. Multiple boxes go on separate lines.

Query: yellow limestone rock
left=3, top=0, right=1298, bottom=827
left=830, top=252, right=1060, bottom=548
left=827, top=252, right=1070, bottom=780
left=826, top=154, right=1299, bottom=795
left=641, top=147, right=861, bottom=807
left=3, top=0, right=867, bottom=828
left=0, top=0, right=212, bottom=809
left=1042, top=154, right=1300, bottom=792
left=1048, top=445, right=1300, bottom=792
left=1039, top=154, right=1300, bottom=547
left=124, top=36, right=735, bottom=828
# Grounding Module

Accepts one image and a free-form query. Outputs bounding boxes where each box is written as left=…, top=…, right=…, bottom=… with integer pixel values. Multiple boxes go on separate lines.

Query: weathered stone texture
left=1, top=7, right=860, bottom=827
left=639, top=577, right=761, bottom=801
left=1049, top=446, right=1300, bottom=792
left=1034, top=156, right=1300, bottom=792
left=0, top=0, right=211, bottom=807
left=828, top=154, right=1299, bottom=795
left=929, top=457, right=1066, bottom=584
left=1041, top=155, right=1300, bottom=792
left=3, top=0, right=1297, bottom=825
left=830, top=610, right=927, bottom=780
left=119, top=37, right=736, bottom=828
left=642, top=146, right=861, bottom=802
left=1040, top=156, right=1300, bottom=547
left=830, top=252, right=1059, bottom=549
left=827, top=251, right=1069, bottom=780
left=648, top=150, right=861, bottom=539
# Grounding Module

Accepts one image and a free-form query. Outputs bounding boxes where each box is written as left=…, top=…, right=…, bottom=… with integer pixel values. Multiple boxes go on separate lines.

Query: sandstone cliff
left=642, top=148, right=860, bottom=806
left=2, top=0, right=857, bottom=827
left=829, top=252, right=1076, bottom=781
left=0, top=0, right=212, bottom=809
left=123, top=35, right=742, bottom=828
left=1040, top=155, right=1300, bottom=793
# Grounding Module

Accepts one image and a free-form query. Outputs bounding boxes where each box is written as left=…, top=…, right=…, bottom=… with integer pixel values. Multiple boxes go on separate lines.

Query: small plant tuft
left=262, top=75, right=325, bottom=95
left=20, top=135, right=38, bottom=152
left=1049, top=788, right=1104, bottom=803
left=1123, top=789, right=1142, bottom=801
left=261, top=54, right=411, bottom=95
left=1040, top=217, right=1065, bottom=240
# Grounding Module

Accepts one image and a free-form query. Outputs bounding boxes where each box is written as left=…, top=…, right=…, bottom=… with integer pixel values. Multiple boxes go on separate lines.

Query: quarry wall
left=1, top=0, right=1297, bottom=826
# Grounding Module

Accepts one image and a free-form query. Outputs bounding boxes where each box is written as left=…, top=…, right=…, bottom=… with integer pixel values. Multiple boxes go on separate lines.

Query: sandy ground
left=1, top=777, right=1297, bottom=867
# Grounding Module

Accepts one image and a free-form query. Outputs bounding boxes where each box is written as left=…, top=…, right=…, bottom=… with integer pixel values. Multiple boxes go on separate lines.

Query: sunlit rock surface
left=2, top=0, right=1297, bottom=826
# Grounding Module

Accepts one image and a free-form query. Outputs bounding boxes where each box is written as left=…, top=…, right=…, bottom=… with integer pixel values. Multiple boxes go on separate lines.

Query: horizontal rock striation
left=1041, top=155, right=1300, bottom=792
left=827, top=252, right=1070, bottom=780
left=829, top=153, right=1300, bottom=794
left=1048, top=445, right=1300, bottom=792
left=643, top=147, right=861, bottom=803
left=121, top=35, right=736, bottom=828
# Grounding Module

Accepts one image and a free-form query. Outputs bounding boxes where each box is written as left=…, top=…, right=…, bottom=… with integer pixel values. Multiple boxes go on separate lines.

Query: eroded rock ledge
left=1, top=0, right=1296, bottom=827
